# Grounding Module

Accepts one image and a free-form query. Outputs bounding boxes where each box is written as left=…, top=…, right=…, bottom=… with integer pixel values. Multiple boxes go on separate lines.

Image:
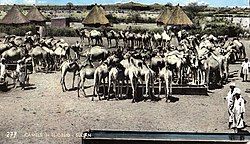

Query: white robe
left=241, top=61, right=250, bottom=75
left=225, top=89, right=235, bottom=122
left=232, top=97, right=245, bottom=129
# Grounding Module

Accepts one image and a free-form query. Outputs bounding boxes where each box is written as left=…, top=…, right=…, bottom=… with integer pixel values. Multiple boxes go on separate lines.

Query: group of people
left=225, top=83, right=247, bottom=133
left=0, top=57, right=28, bottom=90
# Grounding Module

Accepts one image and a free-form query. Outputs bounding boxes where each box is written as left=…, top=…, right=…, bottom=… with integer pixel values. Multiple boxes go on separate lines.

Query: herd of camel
left=63, top=28, right=245, bottom=102
left=0, top=29, right=246, bottom=102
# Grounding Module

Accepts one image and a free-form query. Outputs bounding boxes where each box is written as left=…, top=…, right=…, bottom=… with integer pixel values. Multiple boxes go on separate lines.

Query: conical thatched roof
left=0, top=4, right=29, bottom=24
left=99, top=6, right=107, bottom=15
left=166, top=5, right=193, bottom=26
left=83, top=5, right=109, bottom=26
left=26, top=5, right=46, bottom=22
left=156, top=7, right=172, bottom=25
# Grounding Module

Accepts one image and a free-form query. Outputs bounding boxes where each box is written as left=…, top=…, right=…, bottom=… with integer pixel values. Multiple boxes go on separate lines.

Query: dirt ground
left=0, top=38, right=249, bottom=144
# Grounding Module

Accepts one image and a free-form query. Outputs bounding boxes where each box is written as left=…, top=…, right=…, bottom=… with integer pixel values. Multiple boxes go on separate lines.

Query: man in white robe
left=241, top=58, right=250, bottom=82
left=225, top=82, right=236, bottom=128
left=231, top=88, right=246, bottom=133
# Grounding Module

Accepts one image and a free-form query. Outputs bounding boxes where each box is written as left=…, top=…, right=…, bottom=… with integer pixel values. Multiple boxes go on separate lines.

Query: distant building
left=26, top=5, right=46, bottom=26
left=166, top=5, right=193, bottom=26
left=83, top=4, right=110, bottom=27
left=0, top=4, right=29, bottom=25
left=156, top=7, right=172, bottom=25
left=51, top=17, right=70, bottom=28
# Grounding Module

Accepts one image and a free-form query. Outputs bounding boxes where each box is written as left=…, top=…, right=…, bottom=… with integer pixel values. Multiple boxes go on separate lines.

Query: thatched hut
left=0, top=4, right=29, bottom=25
left=83, top=5, right=110, bottom=27
left=166, top=5, right=193, bottom=26
left=99, top=6, right=108, bottom=15
left=156, top=7, right=172, bottom=25
left=26, top=5, right=46, bottom=26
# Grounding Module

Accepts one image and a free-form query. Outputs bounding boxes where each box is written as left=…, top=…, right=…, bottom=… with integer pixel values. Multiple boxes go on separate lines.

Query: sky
left=0, top=0, right=249, bottom=7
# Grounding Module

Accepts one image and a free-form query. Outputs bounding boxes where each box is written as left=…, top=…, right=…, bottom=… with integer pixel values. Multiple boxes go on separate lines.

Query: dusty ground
left=0, top=39, right=249, bottom=144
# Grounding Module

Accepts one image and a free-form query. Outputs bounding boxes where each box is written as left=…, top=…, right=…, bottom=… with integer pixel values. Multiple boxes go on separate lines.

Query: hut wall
left=51, top=18, right=69, bottom=28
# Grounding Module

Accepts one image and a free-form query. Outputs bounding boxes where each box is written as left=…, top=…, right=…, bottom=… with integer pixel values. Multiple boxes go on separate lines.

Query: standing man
left=241, top=57, right=250, bottom=82
left=231, top=88, right=246, bottom=133
left=225, top=82, right=236, bottom=129
left=16, top=58, right=28, bottom=90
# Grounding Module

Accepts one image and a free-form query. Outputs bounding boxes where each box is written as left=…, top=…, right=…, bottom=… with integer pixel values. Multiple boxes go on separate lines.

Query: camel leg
left=81, top=78, right=86, bottom=96
left=151, top=76, right=155, bottom=100
left=92, top=72, right=98, bottom=101
left=118, top=80, right=122, bottom=99
left=126, top=78, right=129, bottom=98
left=206, top=68, right=210, bottom=87
left=114, top=80, right=118, bottom=100
left=72, top=71, right=76, bottom=89
left=77, top=75, right=82, bottom=97
left=116, top=39, right=118, bottom=48
left=170, top=76, right=173, bottom=97
left=158, top=78, right=162, bottom=98
left=60, top=77, right=64, bottom=92
left=201, top=71, right=205, bottom=85
left=145, top=76, right=150, bottom=101
left=141, top=80, right=145, bottom=100
left=102, top=77, right=106, bottom=99
left=165, top=76, right=170, bottom=103
left=129, top=75, right=136, bottom=103
left=32, top=57, right=36, bottom=73
left=97, top=75, right=101, bottom=100
left=107, top=75, right=112, bottom=100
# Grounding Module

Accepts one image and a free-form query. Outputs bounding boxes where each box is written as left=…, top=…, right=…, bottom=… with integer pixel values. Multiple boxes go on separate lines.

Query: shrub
left=189, top=24, right=245, bottom=37
left=0, top=25, right=37, bottom=36
left=45, top=26, right=78, bottom=37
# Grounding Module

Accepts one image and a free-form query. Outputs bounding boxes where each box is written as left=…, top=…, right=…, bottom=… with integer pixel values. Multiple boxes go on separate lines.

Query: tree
left=165, top=2, right=172, bottom=7
left=66, top=2, right=74, bottom=13
left=185, top=2, right=208, bottom=23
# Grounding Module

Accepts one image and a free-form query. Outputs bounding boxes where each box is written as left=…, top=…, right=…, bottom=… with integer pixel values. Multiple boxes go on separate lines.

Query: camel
left=134, top=33, right=142, bottom=48
left=53, top=40, right=70, bottom=69
left=161, top=30, right=171, bottom=47
left=91, top=53, right=120, bottom=100
left=152, top=32, right=162, bottom=48
left=29, top=46, right=49, bottom=73
left=118, top=31, right=126, bottom=47
left=124, top=31, right=135, bottom=48
left=123, top=58, right=141, bottom=103
left=92, top=61, right=110, bottom=101
left=42, top=46, right=55, bottom=71
left=159, top=65, right=173, bottom=102
left=164, top=50, right=185, bottom=84
left=77, top=58, right=95, bottom=97
left=107, top=64, right=125, bottom=100
left=0, top=41, right=11, bottom=54
left=197, top=49, right=225, bottom=87
left=122, top=53, right=155, bottom=102
left=185, top=52, right=199, bottom=85
left=150, top=54, right=165, bottom=76
left=81, top=46, right=109, bottom=62
left=60, top=60, right=80, bottom=92
left=141, top=32, right=151, bottom=48
left=1, top=46, right=28, bottom=62
left=106, top=52, right=126, bottom=100
left=103, top=30, right=119, bottom=48
left=76, top=29, right=91, bottom=45
left=90, top=30, right=103, bottom=46
left=232, top=38, right=246, bottom=59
